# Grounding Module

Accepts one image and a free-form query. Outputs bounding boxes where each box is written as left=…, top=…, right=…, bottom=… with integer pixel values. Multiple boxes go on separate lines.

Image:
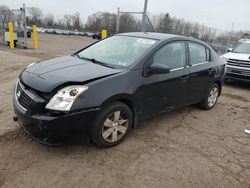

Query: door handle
left=180, top=75, right=189, bottom=81
left=208, top=68, right=214, bottom=75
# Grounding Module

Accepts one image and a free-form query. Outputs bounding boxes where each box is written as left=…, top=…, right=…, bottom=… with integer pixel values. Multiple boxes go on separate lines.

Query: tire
left=199, top=83, right=220, bottom=110
left=91, top=102, right=132, bottom=148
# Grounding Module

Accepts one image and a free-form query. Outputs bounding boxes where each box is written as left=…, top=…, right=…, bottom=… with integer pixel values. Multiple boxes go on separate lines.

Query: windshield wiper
left=77, top=56, right=116, bottom=69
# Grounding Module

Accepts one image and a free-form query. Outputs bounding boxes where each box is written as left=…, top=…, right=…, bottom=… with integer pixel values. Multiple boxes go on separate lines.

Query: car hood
left=20, top=55, right=124, bottom=93
left=223, top=52, right=250, bottom=61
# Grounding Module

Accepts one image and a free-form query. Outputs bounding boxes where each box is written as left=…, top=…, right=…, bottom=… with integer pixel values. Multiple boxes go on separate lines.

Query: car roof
left=116, top=32, right=213, bottom=50
left=117, top=32, right=183, bottom=41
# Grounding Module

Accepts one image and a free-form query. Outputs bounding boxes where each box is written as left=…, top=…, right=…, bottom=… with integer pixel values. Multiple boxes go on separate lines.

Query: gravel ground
left=0, top=33, right=250, bottom=188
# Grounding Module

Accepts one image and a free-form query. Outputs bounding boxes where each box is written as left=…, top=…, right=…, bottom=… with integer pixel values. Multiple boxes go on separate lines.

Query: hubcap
left=102, top=111, right=129, bottom=143
left=207, top=87, right=219, bottom=107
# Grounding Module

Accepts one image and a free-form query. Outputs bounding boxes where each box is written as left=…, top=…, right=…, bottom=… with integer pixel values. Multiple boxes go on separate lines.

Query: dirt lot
left=0, top=33, right=250, bottom=188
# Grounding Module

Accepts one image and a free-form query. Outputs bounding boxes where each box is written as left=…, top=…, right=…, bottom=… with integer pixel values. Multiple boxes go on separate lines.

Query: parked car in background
left=85, top=32, right=94, bottom=37
left=47, top=29, right=55, bottom=34
left=13, top=32, right=226, bottom=147
left=79, top=32, right=87, bottom=36
left=36, top=27, right=46, bottom=33
left=25, top=27, right=32, bottom=38
left=211, top=44, right=227, bottom=54
left=221, top=41, right=250, bottom=82
left=92, top=32, right=111, bottom=40
left=56, top=29, right=65, bottom=35
left=62, top=30, right=70, bottom=35
left=4, top=31, right=18, bottom=47
left=16, top=28, right=31, bottom=38
left=73, top=31, right=80, bottom=35
left=92, top=32, right=101, bottom=40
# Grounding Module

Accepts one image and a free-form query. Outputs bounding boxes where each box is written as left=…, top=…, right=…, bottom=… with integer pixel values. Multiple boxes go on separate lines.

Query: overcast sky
left=1, top=0, right=250, bottom=31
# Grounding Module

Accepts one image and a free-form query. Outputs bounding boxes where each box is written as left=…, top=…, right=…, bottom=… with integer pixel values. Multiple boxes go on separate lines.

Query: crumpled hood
left=20, top=56, right=124, bottom=93
left=223, top=52, right=250, bottom=61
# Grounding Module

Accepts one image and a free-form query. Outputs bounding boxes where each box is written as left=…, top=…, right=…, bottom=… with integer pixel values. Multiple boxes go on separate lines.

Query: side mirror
left=227, top=48, right=233, bottom=52
left=147, top=64, right=170, bottom=75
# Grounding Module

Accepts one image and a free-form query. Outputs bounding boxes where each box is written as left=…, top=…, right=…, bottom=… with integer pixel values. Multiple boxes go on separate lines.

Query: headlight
left=220, top=56, right=228, bottom=63
left=45, top=85, right=88, bottom=111
left=27, top=61, right=39, bottom=67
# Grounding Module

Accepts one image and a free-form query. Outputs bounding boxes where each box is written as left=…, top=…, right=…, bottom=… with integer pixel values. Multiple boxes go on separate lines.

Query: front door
left=140, top=41, right=189, bottom=118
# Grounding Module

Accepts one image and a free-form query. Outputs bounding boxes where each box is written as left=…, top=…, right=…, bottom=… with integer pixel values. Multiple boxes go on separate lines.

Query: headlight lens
left=220, top=56, right=228, bottom=63
left=27, top=61, right=39, bottom=67
left=45, top=85, right=88, bottom=111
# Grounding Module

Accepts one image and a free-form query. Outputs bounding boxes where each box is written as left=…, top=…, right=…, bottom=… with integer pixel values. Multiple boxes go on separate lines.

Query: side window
left=206, top=48, right=210, bottom=61
left=153, top=42, right=186, bottom=70
left=188, top=42, right=208, bottom=65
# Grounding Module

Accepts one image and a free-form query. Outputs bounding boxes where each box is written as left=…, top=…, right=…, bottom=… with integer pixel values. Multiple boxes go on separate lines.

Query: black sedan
left=92, top=32, right=111, bottom=40
left=13, top=32, right=226, bottom=147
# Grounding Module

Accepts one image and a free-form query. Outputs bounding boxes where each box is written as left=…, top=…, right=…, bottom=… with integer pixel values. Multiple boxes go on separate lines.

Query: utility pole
left=227, top=23, right=234, bottom=49
left=23, top=3, right=27, bottom=48
left=116, top=0, right=149, bottom=33
left=116, top=8, right=143, bottom=33
left=182, top=23, right=186, bottom=36
left=146, top=15, right=156, bottom=32
left=141, top=0, right=148, bottom=32
left=116, top=7, right=120, bottom=33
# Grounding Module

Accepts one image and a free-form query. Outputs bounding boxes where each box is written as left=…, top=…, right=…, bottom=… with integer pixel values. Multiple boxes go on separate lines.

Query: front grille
left=15, top=81, right=33, bottom=111
left=226, top=66, right=250, bottom=77
left=227, top=59, right=250, bottom=68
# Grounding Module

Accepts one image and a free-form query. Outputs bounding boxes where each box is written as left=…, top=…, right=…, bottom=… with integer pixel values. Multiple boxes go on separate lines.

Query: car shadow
left=224, top=79, right=250, bottom=90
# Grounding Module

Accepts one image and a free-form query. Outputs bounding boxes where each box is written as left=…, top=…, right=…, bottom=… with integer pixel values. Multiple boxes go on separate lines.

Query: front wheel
left=91, top=102, right=132, bottom=148
left=199, top=83, right=220, bottom=110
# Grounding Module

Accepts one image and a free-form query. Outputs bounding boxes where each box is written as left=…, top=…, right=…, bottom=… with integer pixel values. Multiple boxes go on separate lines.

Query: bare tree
left=44, top=14, right=54, bottom=27
left=156, top=13, right=173, bottom=33
left=27, top=7, right=43, bottom=25
left=72, top=12, right=81, bottom=30
left=1, top=4, right=244, bottom=45
left=63, top=14, right=72, bottom=29
left=119, top=13, right=139, bottom=32
left=0, top=5, right=9, bottom=12
left=0, top=5, right=10, bottom=27
left=85, top=12, right=117, bottom=33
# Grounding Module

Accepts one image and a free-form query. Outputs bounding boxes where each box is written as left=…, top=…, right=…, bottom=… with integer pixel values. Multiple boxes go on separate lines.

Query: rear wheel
left=91, top=102, right=132, bottom=148
left=199, top=83, right=219, bottom=110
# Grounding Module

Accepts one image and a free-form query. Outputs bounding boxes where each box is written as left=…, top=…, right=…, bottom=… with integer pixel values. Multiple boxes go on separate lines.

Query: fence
left=0, top=4, right=28, bottom=48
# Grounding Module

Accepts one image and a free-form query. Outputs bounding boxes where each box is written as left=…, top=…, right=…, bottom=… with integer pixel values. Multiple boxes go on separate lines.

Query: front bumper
left=225, top=73, right=250, bottom=82
left=13, top=92, right=100, bottom=146
left=225, top=65, right=250, bottom=82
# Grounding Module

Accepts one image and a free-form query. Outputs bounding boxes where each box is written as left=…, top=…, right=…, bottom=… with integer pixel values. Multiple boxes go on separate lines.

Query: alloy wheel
left=207, top=87, right=219, bottom=107
left=102, top=111, right=129, bottom=143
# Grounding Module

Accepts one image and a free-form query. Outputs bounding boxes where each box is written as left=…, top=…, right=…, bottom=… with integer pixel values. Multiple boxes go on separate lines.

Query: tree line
left=1, top=5, right=249, bottom=46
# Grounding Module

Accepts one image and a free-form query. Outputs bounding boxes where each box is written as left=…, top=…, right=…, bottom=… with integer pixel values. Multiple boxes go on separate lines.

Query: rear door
left=187, top=42, right=215, bottom=104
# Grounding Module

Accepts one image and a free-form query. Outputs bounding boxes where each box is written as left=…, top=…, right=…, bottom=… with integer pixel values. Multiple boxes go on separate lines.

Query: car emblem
left=16, top=90, right=21, bottom=99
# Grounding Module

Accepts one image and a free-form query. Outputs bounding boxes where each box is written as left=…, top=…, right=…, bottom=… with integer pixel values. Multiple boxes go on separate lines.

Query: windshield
left=78, top=36, right=157, bottom=68
left=233, top=43, right=250, bottom=54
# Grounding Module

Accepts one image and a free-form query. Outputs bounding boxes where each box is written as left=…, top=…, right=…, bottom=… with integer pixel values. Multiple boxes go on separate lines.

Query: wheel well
left=118, top=99, right=137, bottom=128
left=118, top=99, right=133, bottom=110
left=102, top=98, right=137, bottom=128
left=215, top=80, right=222, bottom=95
